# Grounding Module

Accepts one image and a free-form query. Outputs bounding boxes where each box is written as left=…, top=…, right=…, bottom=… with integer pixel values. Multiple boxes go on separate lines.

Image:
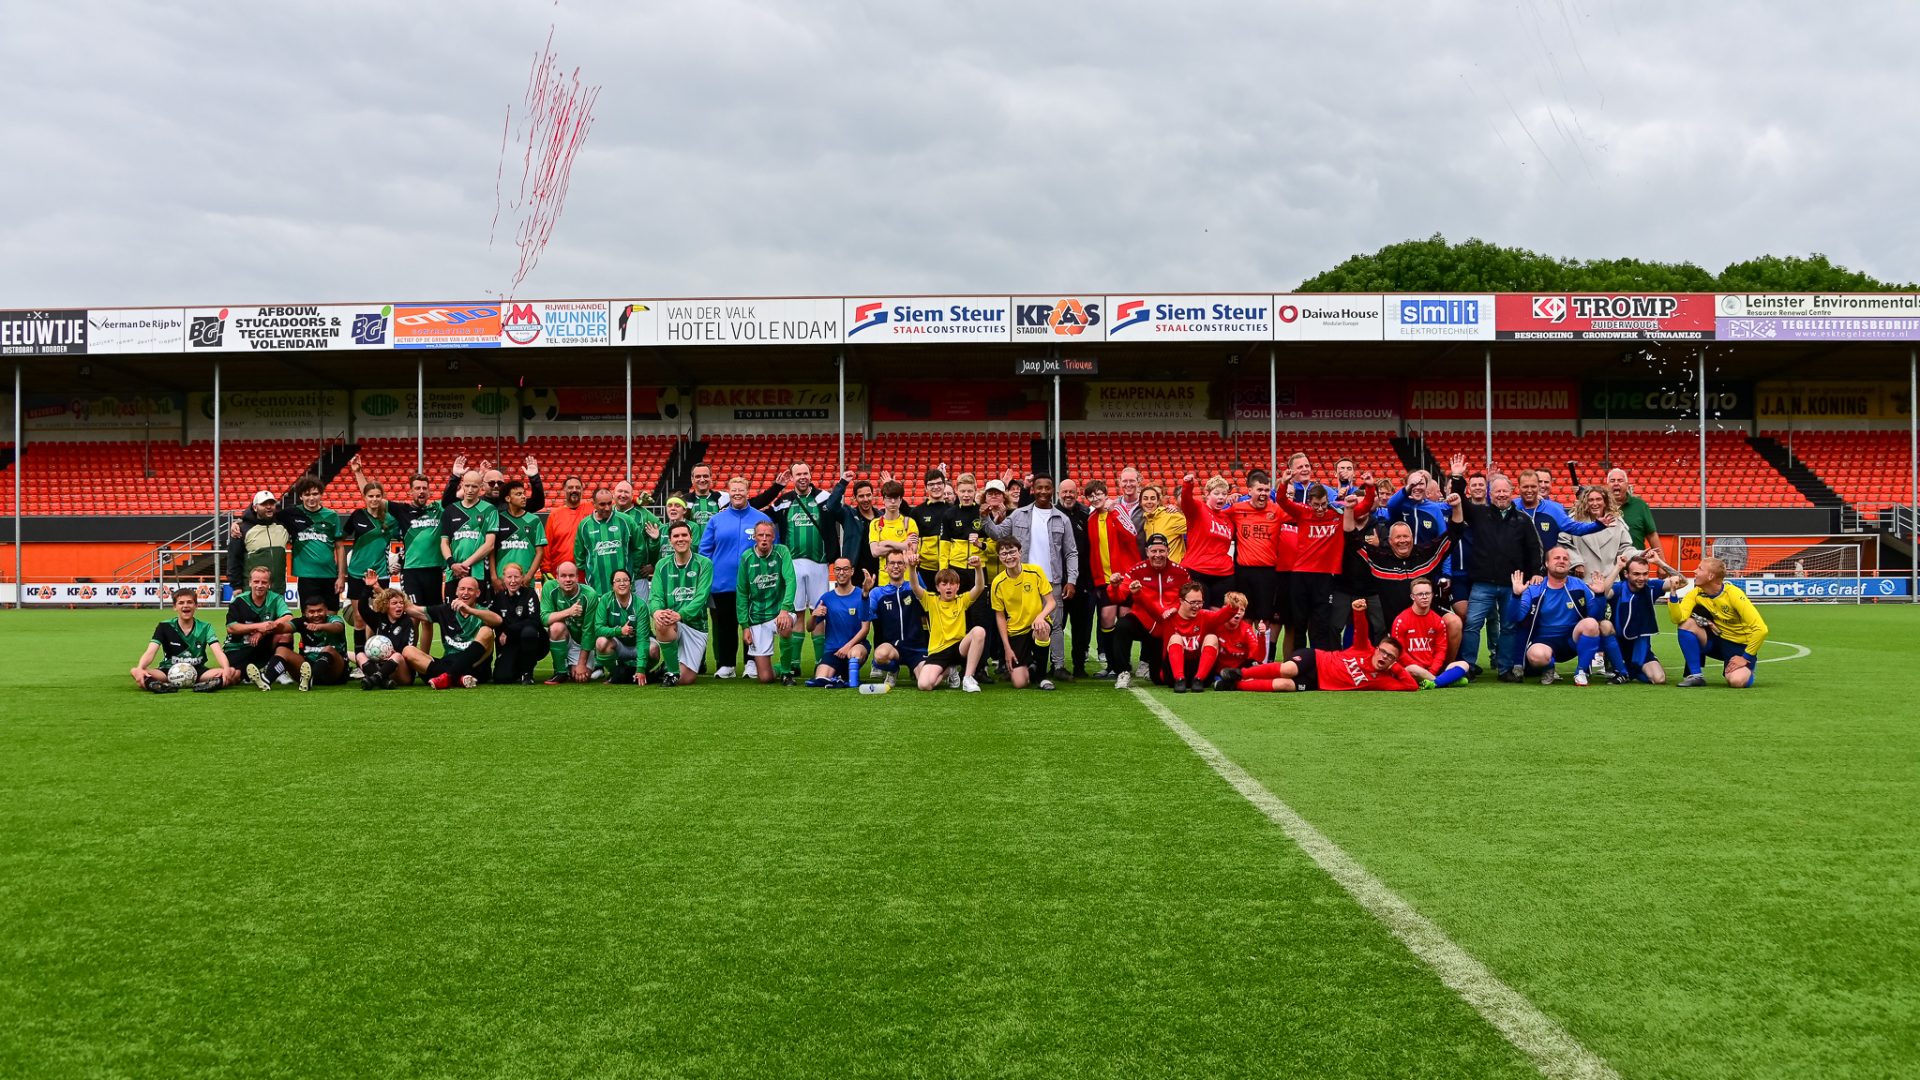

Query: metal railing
left=110, top=514, right=229, bottom=588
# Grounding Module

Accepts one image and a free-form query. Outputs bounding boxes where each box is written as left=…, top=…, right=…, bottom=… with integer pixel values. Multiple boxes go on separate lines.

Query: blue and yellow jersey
left=1667, top=582, right=1768, bottom=653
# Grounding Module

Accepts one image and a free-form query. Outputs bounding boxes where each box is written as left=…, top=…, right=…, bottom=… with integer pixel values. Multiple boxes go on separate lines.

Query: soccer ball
left=522, top=387, right=560, bottom=422
left=365, top=635, right=395, bottom=661
left=166, top=661, right=199, bottom=688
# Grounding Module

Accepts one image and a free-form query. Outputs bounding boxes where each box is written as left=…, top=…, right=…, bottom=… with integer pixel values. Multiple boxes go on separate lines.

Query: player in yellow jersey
left=1666, top=557, right=1768, bottom=688
left=909, top=556, right=987, bottom=692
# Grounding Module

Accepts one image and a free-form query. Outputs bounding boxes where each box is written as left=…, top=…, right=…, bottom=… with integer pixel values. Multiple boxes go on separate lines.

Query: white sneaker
left=1133, top=661, right=1149, bottom=678
left=1038, top=679, right=1056, bottom=691
left=947, top=668, right=962, bottom=689
left=588, top=667, right=608, bottom=682
left=716, top=666, right=736, bottom=679
left=962, top=676, right=981, bottom=693
left=1114, top=671, right=1133, bottom=690
left=1573, top=671, right=1589, bottom=687
left=275, top=672, right=295, bottom=685
left=883, top=672, right=896, bottom=689
left=347, top=668, right=363, bottom=680
left=1540, top=669, right=1560, bottom=686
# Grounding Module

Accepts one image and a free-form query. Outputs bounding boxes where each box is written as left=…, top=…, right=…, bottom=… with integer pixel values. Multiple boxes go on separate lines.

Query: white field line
left=1757, top=639, right=1811, bottom=664
left=1131, top=688, right=1621, bottom=1080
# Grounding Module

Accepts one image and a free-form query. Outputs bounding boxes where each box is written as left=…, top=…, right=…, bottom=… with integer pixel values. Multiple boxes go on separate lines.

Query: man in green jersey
left=684, top=463, right=722, bottom=547
left=399, top=575, right=503, bottom=690
left=285, top=476, right=346, bottom=611
left=1604, top=466, right=1675, bottom=573
left=736, top=520, right=798, bottom=684
left=228, top=565, right=299, bottom=691
left=649, top=521, right=714, bottom=686
left=441, top=470, right=500, bottom=603
left=592, top=568, right=647, bottom=685
left=752, top=461, right=850, bottom=675
left=132, top=588, right=237, bottom=693
left=612, top=479, right=663, bottom=600
left=573, top=487, right=635, bottom=597
left=541, top=560, right=600, bottom=684
left=492, top=478, right=547, bottom=591
left=342, top=478, right=400, bottom=658
left=294, top=597, right=349, bottom=689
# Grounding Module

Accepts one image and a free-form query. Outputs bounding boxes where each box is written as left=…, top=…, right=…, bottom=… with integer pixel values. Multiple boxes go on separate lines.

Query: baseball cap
left=1145, top=533, right=1170, bottom=550
left=982, top=479, right=1007, bottom=494
left=253, top=490, right=277, bottom=505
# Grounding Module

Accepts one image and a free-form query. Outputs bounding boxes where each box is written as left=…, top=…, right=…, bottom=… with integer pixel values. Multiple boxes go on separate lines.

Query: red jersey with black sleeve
left=1225, top=499, right=1282, bottom=568
left=1388, top=606, right=1448, bottom=672
left=1107, top=559, right=1192, bottom=632
left=1313, top=615, right=1421, bottom=691
left=1178, top=485, right=1236, bottom=576
left=1278, top=488, right=1374, bottom=574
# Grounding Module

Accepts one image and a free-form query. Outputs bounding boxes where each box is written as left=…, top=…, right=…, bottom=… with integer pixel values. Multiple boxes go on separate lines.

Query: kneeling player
left=593, top=569, right=647, bottom=685
left=1390, top=579, right=1470, bottom=687
left=867, top=552, right=928, bottom=689
left=1667, top=557, right=1767, bottom=688
left=1507, top=548, right=1604, bottom=686
left=1201, top=592, right=1266, bottom=686
left=910, top=559, right=986, bottom=692
left=990, top=538, right=1057, bottom=690
left=1601, top=554, right=1668, bottom=684
left=1158, top=583, right=1220, bottom=693
left=807, top=559, right=870, bottom=687
left=294, top=598, right=349, bottom=689
left=541, top=561, right=599, bottom=684
left=351, top=571, right=416, bottom=688
left=648, top=521, right=715, bottom=686
left=131, top=588, right=238, bottom=693
left=1222, top=598, right=1422, bottom=692
left=399, top=575, right=502, bottom=689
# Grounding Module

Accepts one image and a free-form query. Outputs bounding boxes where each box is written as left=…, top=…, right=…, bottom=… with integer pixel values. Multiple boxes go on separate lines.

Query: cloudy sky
left=2, top=1, right=1914, bottom=307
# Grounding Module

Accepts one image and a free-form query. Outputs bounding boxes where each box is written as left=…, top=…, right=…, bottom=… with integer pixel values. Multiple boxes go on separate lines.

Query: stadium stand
left=2, top=440, right=327, bottom=516
left=1767, top=430, right=1914, bottom=517
left=326, top=436, right=678, bottom=504
left=1412, top=430, right=1807, bottom=507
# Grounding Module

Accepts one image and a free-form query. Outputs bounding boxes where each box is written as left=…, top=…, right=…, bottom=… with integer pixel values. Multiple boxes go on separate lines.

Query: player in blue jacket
left=1505, top=546, right=1605, bottom=685
left=1600, top=552, right=1670, bottom=684
left=696, top=475, right=775, bottom=678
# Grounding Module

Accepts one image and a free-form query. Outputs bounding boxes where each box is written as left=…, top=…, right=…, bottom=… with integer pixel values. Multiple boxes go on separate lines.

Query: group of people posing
left=131, top=448, right=1770, bottom=695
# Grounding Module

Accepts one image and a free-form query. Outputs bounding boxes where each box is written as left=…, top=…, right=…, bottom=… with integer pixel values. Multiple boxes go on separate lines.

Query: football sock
left=1098, top=628, right=1116, bottom=670
left=1167, top=647, right=1188, bottom=681
left=1195, top=645, right=1218, bottom=682
left=1433, top=665, right=1468, bottom=688
left=1241, top=661, right=1285, bottom=679
left=1575, top=633, right=1600, bottom=674
left=811, top=632, right=827, bottom=672
left=776, top=633, right=799, bottom=674
left=1239, top=678, right=1282, bottom=692
left=548, top=639, right=569, bottom=674
left=1677, top=629, right=1705, bottom=675
left=658, top=639, right=679, bottom=675
left=1602, top=634, right=1627, bottom=672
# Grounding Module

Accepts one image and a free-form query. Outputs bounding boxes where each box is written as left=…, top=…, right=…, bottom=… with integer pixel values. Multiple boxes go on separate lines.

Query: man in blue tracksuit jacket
left=1505, top=546, right=1604, bottom=685
left=697, top=475, right=773, bottom=678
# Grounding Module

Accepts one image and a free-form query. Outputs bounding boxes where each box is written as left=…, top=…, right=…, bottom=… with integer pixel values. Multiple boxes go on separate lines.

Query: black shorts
left=1235, top=565, right=1282, bottom=624
left=296, top=576, right=340, bottom=610
left=1006, top=632, right=1037, bottom=670
left=346, top=576, right=388, bottom=604
left=925, top=644, right=962, bottom=670
left=1189, top=569, right=1234, bottom=607
left=224, top=642, right=264, bottom=671
left=401, top=568, right=444, bottom=607
left=1289, top=571, right=1333, bottom=622
left=1287, top=647, right=1320, bottom=691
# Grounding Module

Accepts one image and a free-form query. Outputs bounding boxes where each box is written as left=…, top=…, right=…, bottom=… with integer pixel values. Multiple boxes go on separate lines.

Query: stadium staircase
left=656, top=438, right=703, bottom=503
left=1393, top=434, right=1440, bottom=479
left=1747, top=435, right=1847, bottom=513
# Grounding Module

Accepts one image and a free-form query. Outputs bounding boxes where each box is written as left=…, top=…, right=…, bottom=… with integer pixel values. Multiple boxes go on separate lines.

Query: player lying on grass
left=1388, top=578, right=1470, bottom=688
left=351, top=573, right=416, bottom=689
left=396, top=575, right=502, bottom=690
left=1200, top=591, right=1266, bottom=685
left=1506, top=547, right=1606, bottom=687
left=909, top=554, right=987, bottom=693
left=990, top=537, right=1057, bottom=691
left=1667, top=556, right=1768, bottom=689
left=131, top=588, right=239, bottom=693
left=1219, top=598, right=1424, bottom=692
left=293, top=598, right=349, bottom=690
left=806, top=558, right=870, bottom=687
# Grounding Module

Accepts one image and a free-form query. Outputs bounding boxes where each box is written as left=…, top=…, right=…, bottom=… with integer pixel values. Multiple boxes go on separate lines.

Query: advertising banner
left=86, top=309, right=186, bottom=354
left=657, top=298, right=842, bottom=346
left=183, top=304, right=395, bottom=352
left=187, top=390, right=349, bottom=437
left=1583, top=378, right=1754, bottom=420
left=1232, top=380, right=1398, bottom=422
left=845, top=297, right=1012, bottom=342
left=1496, top=293, right=1715, bottom=340
left=1730, top=577, right=1909, bottom=600
left=1271, top=295, right=1385, bottom=341
left=1754, top=381, right=1909, bottom=421
left=391, top=303, right=501, bottom=349
left=1382, top=295, right=1495, bottom=341
left=1, top=309, right=88, bottom=355
left=697, top=384, right=863, bottom=423
left=21, top=581, right=204, bottom=606
left=871, top=381, right=1048, bottom=422
left=1081, top=381, right=1210, bottom=423
left=522, top=386, right=692, bottom=423
left=610, top=302, right=658, bottom=346
left=1717, top=293, right=1920, bottom=341
left=1105, top=295, right=1274, bottom=341
left=1405, top=379, right=1578, bottom=420
left=23, top=391, right=184, bottom=432
left=1010, top=296, right=1106, bottom=342
left=500, top=300, right=610, bottom=347
left=353, top=388, right=517, bottom=430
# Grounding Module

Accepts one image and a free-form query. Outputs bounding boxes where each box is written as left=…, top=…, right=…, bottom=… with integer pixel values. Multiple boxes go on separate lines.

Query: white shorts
left=793, top=559, right=830, bottom=612
left=658, top=623, right=707, bottom=669
left=632, top=579, right=651, bottom=604
left=745, top=619, right=782, bottom=658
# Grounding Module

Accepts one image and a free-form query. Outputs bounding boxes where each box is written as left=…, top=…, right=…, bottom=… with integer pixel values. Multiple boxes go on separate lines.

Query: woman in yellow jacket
left=1139, top=484, right=1188, bottom=563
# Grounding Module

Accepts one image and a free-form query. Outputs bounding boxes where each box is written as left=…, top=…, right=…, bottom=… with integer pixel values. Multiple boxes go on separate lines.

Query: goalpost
left=1704, top=536, right=1875, bottom=604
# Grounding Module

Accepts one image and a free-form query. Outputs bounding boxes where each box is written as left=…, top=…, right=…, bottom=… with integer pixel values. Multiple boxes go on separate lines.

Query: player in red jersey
left=1388, top=578, right=1470, bottom=687
left=1203, top=591, right=1266, bottom=683
left=1278, top=476, right=1375, bottom=649
left=1155, top=582, right=1222, bottom=693
left=1224, top=470, right=1284, bottom=650
left=1220, top=598, right=1424, bottom=692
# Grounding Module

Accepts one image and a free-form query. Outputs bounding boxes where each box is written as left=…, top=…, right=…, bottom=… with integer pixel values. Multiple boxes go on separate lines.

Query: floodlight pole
left=1268, top=344, right=1278, bottom=478
left=1910, top=348, right=1916, bottom=602
left=836, top=349, right=846, bottom=477
left=1483, top=346, right=1494, bottom=471
left=415, top=359, right=424, bottom=475
left=1052, top=372, right=1061, bottom=481
left=1697, top=350, right=1708, bottom=562
left=11, top=365, right=20, bottom=608
left=212, top=361, right=222, bottom=590
left=624, top=354, right=633, bottom=485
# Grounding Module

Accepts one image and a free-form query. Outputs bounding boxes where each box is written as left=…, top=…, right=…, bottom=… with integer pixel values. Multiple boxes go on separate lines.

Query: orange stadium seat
left=1767, top=430, right=1915, bottom=518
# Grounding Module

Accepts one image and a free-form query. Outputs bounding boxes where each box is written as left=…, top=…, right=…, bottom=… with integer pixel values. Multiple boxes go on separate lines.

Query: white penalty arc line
left=1131, top=688, right=1620, bottom=1080
left=1758, top=639, right=1811, bottom=664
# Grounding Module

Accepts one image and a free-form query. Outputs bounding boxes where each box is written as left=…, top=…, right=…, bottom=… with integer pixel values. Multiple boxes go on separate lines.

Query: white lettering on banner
left=845, top=297, right=1012, bottom=340
left=1731, top=577, right=1909, bottom=599
left=1719, top=293, right=1920, bottom=317
left=1384, top=295, right=1495, bottom=340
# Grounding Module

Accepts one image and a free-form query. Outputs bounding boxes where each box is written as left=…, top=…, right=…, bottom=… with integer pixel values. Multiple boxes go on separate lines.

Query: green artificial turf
left=1, top=605, right=1914, bottom=1078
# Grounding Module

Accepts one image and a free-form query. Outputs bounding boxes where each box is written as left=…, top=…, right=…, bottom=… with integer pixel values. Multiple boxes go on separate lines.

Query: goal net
left=1702, top=539, right=1870, bottom=603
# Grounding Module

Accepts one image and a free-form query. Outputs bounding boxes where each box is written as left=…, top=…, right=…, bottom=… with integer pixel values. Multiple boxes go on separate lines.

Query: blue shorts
left=876, top=643, right=926, bottom=670
left=1705, top=634, right=1758, bottom=682
left=1526, top=634, right=1579, bottom=667
left=1621, top=636, right=1659, bottom=683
